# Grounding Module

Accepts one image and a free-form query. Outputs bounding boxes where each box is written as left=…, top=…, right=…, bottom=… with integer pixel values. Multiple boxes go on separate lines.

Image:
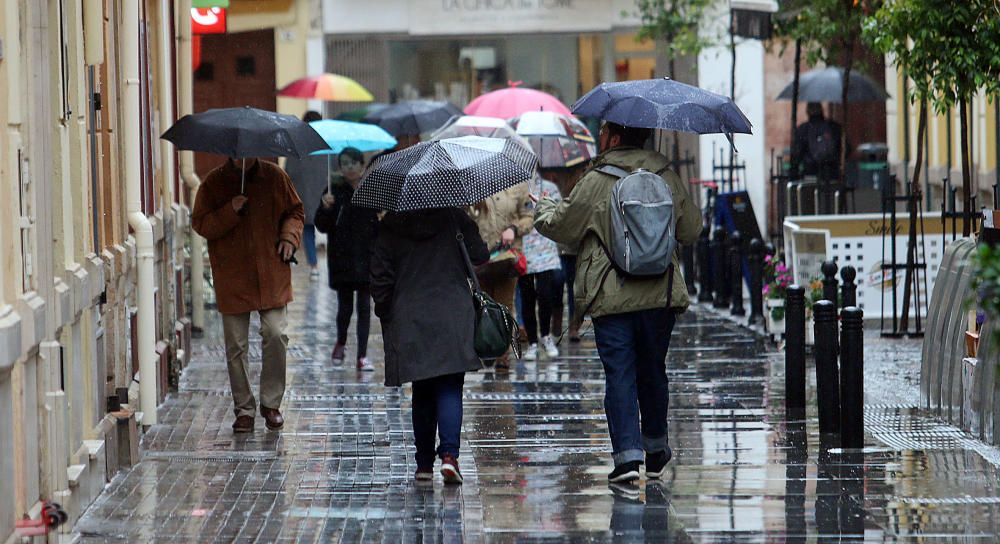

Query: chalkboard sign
left=715, top=191, right=762, bottom=243
left=715, top=191, right=762, bottom=286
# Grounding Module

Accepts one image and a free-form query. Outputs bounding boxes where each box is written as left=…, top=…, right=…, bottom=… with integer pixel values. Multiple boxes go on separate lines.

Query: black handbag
left=456, top=231, right=521, bottom=360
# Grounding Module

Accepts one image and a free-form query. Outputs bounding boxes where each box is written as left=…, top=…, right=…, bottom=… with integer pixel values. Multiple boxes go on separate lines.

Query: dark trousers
left=593, top=308, right=676, bottom=466
left=336, top=286, right=371, bottom=357
left=559, top=255, right=577, bottom=320
left=518, top=270, right=557, bottom=344
left=411, top=372, right=465, bottom=467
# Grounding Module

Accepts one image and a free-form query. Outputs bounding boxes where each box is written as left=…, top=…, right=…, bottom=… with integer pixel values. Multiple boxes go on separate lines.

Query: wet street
left=75, top=265, right=1000, bottom=542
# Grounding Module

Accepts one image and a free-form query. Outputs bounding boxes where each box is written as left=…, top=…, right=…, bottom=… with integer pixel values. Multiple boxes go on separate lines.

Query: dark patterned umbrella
left=572, top=78, right=753, bottom=136
left=351, top=136, right=537, bottom=212
left=362, top=100, right=462, bottom=136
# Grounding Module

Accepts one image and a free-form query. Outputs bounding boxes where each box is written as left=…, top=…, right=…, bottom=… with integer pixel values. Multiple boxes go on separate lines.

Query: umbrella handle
left=327, top=155, right=332, bottom=195
left=241, top=157, right=246, bottom=194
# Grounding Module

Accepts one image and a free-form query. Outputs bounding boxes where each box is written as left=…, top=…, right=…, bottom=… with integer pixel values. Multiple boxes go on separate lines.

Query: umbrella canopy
left=511, top=111, right=596, bottom=168
left=161, top=106, right=329, bottom=158
left=363, top=100, right=462, bottom=136
left=430, top=115, right=526, bottom=142
left=277, top=73, right=374, bottom=102
left=776, top=66, right=890, bottom=103
left=308, top=120, right=396, bottom=155
left=464, top=85, right=572, bottom=118
left=572, top=78, right=753, bottom=135
left=351, top=136, right=537, bottom=212
left=336, top=103, right=389, bottom=122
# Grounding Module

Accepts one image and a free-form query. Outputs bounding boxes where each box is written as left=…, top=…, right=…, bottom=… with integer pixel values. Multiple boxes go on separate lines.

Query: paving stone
left=74, top=267, right=1000, bottom=541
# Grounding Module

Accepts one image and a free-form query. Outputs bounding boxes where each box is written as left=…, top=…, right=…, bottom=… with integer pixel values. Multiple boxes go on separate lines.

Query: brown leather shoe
left=232, top=415, right=254, bottom=433
left=260, top=406, right=284, bottom=430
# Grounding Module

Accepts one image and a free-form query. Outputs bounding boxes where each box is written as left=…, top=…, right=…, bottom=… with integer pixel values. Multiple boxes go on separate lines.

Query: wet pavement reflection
left=74, top=266, right=1000, bottom=541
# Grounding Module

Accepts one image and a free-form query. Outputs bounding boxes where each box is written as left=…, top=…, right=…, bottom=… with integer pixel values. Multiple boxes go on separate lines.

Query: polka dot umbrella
left=351, top=136, right=538, bottom=212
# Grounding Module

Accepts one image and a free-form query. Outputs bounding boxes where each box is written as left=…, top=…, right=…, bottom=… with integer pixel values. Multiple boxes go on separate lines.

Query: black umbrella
left=572, top=78, right=753, bottom=136
left=776, top=67, right=890, bottom=103
left=161, top=106, right=329, bottom=192
left=351, top=136, right=537, bottom=212
left=362, top=100, right=462, bottom=136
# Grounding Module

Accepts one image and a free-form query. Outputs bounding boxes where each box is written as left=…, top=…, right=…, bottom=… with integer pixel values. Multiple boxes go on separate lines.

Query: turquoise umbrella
left=308, top=119, right=397, bottom=155
left=308, top=119, right=397, bottom=193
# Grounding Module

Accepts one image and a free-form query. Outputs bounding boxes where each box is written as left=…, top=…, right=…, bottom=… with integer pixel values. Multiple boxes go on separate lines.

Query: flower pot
left=766, top=298, right=785, bottom=339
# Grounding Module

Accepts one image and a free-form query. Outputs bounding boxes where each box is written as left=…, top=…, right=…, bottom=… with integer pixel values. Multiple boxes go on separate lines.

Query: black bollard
left=730, top=231, right=746, bottom=316
left=712, top=229, right=730, bottom=308
left=839, top=307, right=864, bottom=449
left=785, top=285, right=807, bottom=414
left=748, top=238, right=765, bottom=325
left=814, top=300, right=841, bottom=437
left=821, top=260, right=839, bottom=312
left=697, top=228, right=713, bottom=302
left=840, top=266, right=858, bottom=308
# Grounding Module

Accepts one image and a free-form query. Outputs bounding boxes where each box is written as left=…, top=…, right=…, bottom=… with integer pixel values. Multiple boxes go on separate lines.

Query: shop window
left=236, top=56, right=256, bottom=77
left=195, top=62, right=215, bottom=81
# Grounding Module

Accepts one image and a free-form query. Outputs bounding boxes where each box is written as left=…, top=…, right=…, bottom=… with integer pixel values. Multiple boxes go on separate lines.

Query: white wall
left=698, top=2, right=768, bottom=236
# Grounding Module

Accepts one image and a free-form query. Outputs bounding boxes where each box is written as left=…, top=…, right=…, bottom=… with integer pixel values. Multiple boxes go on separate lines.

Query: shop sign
left=191, top=7, right=226, bottom=34
left=410, top=0, right=611, bottom=35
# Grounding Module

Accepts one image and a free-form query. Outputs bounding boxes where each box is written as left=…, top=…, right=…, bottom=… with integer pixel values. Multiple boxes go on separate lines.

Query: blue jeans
left=411, top=372, right=465, bottom=467
left=593, top=308, right=676, bottom=465
left=302, top=224, right=318, bottom=266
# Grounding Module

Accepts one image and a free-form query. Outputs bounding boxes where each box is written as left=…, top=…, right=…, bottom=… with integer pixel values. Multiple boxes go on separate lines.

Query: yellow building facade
left=885, top=61, right=999, bottom=212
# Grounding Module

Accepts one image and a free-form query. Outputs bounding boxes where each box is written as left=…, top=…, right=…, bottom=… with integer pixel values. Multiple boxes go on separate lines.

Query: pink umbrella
left=464, top=82, right=572, bottom=119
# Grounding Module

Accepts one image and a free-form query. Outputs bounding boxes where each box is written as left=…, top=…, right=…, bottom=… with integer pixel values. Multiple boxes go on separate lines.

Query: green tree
left=634, top=0, right=715, bottom=80
left=864, top=0, right=1000, bottom=236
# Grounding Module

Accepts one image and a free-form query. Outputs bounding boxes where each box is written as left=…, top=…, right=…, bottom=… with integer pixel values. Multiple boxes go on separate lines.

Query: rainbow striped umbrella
left=276, top=73, right=374, bottom=102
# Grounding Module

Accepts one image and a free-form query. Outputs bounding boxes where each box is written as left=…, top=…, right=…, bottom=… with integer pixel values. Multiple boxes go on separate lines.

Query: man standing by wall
left=192, top=158, right=304, bottom=433
left=532, top=122, right=701, bottom=483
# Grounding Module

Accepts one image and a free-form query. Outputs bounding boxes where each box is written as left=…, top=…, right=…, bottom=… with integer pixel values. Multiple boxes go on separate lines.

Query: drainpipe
left=176, top=0, right=206, bottom=331
left=123, top=0, right=158, bottom=425
left=158, top=0, right=175, bottom=207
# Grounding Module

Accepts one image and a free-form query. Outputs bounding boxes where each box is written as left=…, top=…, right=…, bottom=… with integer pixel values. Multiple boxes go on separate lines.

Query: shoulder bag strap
left=595, top=164, right=630, bottom=178
left=455, top=232, right=482, bottom=292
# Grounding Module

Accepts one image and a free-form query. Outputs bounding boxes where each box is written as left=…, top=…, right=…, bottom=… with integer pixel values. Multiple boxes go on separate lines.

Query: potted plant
left=804, top=278, right=825, bottom=346
left=763, top=255, right=792, bottom=338
left=970, top=244, right=1000, bottom=352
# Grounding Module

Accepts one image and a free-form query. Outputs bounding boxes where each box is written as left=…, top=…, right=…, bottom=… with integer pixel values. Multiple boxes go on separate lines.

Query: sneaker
left=310, top=268, right=320, bottom=280
left=331, top=343, right=346, bottom=364
left=608, top=461, right=641, bottom=483
left=542, top=335, right=559, bottom=358
left=440, top=454, right=463, bottom=485
left=645, top=447, right=673, bottom=480
left=415, top=465, right=434, bottom=481
left=522, top=343, right=538, bottom=361
left=357, top=357, right=375, bottom=372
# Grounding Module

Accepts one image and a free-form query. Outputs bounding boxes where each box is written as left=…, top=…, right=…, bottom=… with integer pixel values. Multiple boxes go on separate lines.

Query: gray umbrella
left=776, top=66, right=890, bottom=103
left=362, top=100, right=462, bottom=136
left=351, top=136, right=537, bottom=212
left=571, top=78, right=753, bottom=135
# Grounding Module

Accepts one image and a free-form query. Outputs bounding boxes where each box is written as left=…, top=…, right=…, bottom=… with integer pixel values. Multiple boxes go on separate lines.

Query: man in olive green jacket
left=533, top=122, right=701, bottom=483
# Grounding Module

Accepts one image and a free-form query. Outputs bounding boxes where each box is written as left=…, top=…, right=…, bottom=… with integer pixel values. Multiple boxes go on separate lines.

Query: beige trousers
left=222, top=307, right=288, bottom=418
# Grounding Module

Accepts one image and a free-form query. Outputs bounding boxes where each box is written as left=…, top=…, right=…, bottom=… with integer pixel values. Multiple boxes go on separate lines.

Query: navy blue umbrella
left=572, top=78, right=753, bottom=136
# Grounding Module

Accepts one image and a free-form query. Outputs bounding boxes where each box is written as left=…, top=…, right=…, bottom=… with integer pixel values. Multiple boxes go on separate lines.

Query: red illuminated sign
left=191, top=7, right=226, bottom=34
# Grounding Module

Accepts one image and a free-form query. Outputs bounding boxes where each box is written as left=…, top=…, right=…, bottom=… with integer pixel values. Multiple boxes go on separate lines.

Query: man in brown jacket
left=468, top=181, right=534, bottom=370
left=192, top=158, right=304, bottom=433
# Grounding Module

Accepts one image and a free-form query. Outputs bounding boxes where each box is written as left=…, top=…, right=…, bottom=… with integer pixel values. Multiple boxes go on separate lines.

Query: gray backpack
left=596, top=165, right=677, bottom=277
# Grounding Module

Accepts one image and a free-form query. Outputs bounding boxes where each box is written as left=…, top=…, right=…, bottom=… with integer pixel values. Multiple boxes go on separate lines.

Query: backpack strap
left=596, top=164, right=630, bottom=179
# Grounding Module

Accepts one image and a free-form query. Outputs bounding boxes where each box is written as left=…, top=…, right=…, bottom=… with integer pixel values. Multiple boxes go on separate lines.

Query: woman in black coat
left=314, top=148, right=379, bottom=371
left=370, top=207, right=488, bottom=485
